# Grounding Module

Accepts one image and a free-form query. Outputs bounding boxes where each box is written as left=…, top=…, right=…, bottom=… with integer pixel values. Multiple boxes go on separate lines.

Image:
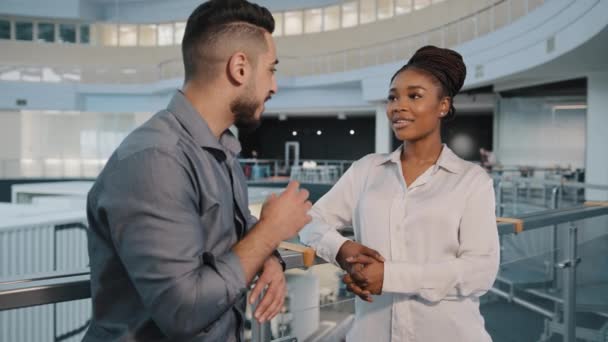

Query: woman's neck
left=402, top=136, right=443, bottom=165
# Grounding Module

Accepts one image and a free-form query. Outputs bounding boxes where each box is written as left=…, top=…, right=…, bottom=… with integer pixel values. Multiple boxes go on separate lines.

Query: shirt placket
left=390, top=162, right=411, bottom=342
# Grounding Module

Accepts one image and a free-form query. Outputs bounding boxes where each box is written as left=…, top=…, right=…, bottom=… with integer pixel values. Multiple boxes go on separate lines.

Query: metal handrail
left=0, top=245, right=327, bottom=312
left=498, top=176, right=608, bottom=191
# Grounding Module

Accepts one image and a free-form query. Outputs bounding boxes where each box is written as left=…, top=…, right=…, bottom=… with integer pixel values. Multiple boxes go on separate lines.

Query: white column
left=228, top=125, right=239, bottom=139
left=375, top=102, right=391, bottom=153
left=0, top=111, right=22, bottom=178
left=133, top=112, right=153, bottom=127
left=585, top=72, right=608, bottom=200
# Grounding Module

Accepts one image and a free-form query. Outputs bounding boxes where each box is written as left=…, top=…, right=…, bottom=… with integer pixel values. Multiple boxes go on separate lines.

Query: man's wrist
left=272, top=250, right=286, bottom=271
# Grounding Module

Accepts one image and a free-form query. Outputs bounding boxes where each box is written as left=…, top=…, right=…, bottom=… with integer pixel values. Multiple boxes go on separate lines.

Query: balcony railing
left=2, top=204, right=608, bottom=341
left=0, top=0, right=546, bottom=84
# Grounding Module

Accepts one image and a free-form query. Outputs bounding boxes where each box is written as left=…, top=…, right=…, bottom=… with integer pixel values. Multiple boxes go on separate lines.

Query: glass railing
left=1, top=203, right=607, bottom=341
left=495, top=176, right=608, bottom=216
left=0, top=0, right=452, bottom=47
left=0, top=158, right=355, bottom=183
left=0, top=0, right=546, bottom=83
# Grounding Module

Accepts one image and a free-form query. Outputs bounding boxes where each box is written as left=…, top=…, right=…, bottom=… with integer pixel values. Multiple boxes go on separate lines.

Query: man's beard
left=231, top=94, right=261, bottom=134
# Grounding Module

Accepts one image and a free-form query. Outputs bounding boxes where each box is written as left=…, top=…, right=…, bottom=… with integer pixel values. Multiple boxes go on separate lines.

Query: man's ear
left=227, top=52, right=249, bottom=86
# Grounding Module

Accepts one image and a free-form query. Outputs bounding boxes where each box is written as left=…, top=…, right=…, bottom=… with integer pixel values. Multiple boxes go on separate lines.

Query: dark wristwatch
left=272, top=250, right=286, bottom=271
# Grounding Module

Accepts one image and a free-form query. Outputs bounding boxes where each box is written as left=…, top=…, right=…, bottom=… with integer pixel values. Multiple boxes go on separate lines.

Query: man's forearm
left=233, top=220, right=280, bottom=283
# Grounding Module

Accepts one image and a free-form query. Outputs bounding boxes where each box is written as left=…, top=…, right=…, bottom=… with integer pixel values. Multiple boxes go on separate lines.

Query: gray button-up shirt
left=84, top=91, right=254, bottom=341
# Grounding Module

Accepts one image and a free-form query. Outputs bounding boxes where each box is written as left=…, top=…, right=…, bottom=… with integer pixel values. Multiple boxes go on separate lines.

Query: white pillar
left=134, top=112, right=153, bottom=127
left=585, top=72, right=608, bottom=200
left=228, top=125, right=239, bottom=139
left=375, top=103, right=391, bottom=153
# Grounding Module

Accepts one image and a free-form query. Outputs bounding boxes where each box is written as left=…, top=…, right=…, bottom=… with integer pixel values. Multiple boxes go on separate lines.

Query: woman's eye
left=409, top=93, right=422, bottom=100
left=387, top=95, right=397, bottom=102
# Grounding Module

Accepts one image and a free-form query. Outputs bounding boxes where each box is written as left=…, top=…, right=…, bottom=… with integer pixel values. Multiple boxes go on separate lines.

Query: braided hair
left=390, top=45, right=467, bottom=121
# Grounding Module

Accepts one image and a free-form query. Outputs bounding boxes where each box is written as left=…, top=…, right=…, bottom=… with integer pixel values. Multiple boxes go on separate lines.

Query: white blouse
left=299, top=145, right=499, bottom=342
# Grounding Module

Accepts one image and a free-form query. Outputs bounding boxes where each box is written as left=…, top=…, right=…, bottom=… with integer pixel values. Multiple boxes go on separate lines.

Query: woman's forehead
left=391, top=69, right=438, bottom=89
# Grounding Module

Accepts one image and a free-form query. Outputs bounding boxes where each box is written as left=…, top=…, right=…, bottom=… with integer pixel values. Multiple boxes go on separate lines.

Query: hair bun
left=408, top=45, right=466, bottom=97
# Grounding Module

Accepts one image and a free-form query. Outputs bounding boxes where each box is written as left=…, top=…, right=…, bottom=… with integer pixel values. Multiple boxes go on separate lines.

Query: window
left=272, top=12, right=283, bottom=36
left=304, top=8, right=322, bottom=33
left=396, top=0, right=413, bottom=14
left=157, top=24, right=173, bottom=46
left=342, top=2, right=358, bottom=28
left=174, top=22, right=185, bottom=45
left=37, top=22, right=55, bottom=42
left=359, top=0, right=377, bottom=24
left=284, top=11, right=303, bottom=36
left=80, top=25, right=90, bottom=44
left=139, top=24, right=157, bottom=46
left=0, top=19, right=10, bottom=39
left=119, top=24, right=137, bottom=46
left=59, top=23, right=76, bottom=43
left=323, top=5, right=340, bottom=31
left=100, top=24, right=118, bottom=46
left=377, top=0, right=395, bottom=19
left=16, top=22, right=33, bottom=41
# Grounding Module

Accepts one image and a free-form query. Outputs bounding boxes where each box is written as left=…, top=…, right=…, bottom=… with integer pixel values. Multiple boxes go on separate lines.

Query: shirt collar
left=376, top=144, right=463, bottom=174
left=167, top=90, right=241, bottom=156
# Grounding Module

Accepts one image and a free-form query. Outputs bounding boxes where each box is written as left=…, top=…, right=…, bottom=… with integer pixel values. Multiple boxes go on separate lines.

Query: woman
left=299, top=46, right=499, bottom=342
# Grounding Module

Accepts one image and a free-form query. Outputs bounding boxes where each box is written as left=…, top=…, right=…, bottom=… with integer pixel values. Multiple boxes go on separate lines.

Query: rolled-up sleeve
left=382, top=177, right=500, bottom=302
left=98, top=148, right=247, bottom=338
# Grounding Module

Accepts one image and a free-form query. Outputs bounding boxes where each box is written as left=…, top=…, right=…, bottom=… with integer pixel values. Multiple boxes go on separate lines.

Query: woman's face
left=386, top=68, right=450, bottom=142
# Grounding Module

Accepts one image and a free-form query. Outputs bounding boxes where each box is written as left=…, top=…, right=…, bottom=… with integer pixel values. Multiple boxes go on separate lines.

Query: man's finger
left=249, top=279, right=268, bottom=304
left=254, top=286, right=276, bottom=321
left=284, top=181, right=300, bottom=196
left=260, top=279, right=285, bottom=321
left=262, top=290, right=284, bottom=322
left=267, top=292, right=285, bottom=321
left=304, top=201, right=313, bottom=211
left=297, top=188, right=310, bottom=202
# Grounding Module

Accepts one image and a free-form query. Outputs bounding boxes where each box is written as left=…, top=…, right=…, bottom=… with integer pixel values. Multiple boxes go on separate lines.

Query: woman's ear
left=439, top=97, right=451, bottom=117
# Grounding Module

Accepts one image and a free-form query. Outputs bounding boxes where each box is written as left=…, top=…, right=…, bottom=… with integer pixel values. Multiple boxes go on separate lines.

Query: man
left=84, top=1, right=312, bottom=341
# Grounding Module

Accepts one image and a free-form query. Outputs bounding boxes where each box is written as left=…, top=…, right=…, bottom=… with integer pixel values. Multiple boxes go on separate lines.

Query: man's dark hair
left=182, top=0, right=275, bottom=82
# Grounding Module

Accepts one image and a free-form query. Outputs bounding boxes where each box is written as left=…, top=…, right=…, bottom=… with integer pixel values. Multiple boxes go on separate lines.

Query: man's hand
left=336, top=241, right=384, bottom=302
left=248, top=256, right=287, bottom=323
left=233, top=181, right=311, bottom=283
left=345, top=254, right=384, bottom=296
left=258, top=181, right=313, bottom=242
